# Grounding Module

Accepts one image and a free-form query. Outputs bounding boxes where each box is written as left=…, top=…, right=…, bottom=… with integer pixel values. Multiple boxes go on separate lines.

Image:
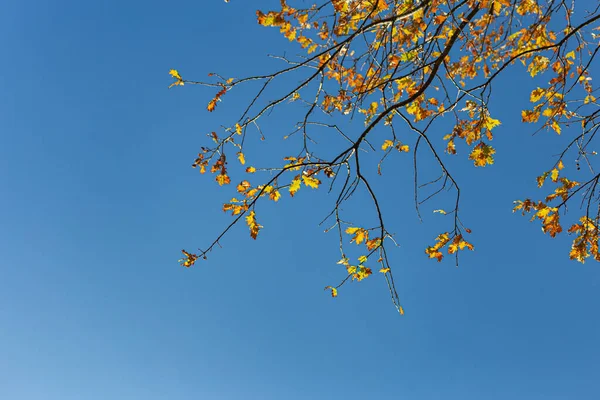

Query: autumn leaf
left=530, top=88, right=545, bottom=103
left=381, top=139, right=394, bottom=151
left=237, top=152, right=246, bottom=165
left=324, top=286, right=338, bottom=298
left=169, top=69, right=184, bottom=88
left=245, top=210, right=262, bottom=239
left=346, top=227, right=368, bottom=245
left=379, top=267, right=390, bottom=273
left=289, top=176, right=301, bottom=196
left=237, top=180, right=251, bottom=193
left=353, top=266, right=372, bottom=281
left=448, top=235, right=474, bottom=254
left=425, top=232, right=450, bottom=262
left=396, top=144, right=410, bottom=152
left=269, top=190, right=281, bottom=202
left=179, top=250, right=198, bottom=268
left=302, top=175, right=321, bottom=189
left=365, top=238, right=381, bottom=250
left=216, top=173, right=231, bottom=186
left=246, top=166, right=256, bottom=173
left=469, top=142, right=495, bottom=167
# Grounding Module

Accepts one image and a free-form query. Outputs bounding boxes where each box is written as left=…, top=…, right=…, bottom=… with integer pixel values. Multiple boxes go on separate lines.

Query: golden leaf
left=179, top=250, right=198, bottom=268
left=269, top=190, right=281, bottom=202
left=346, top=227, right=368, bottom=245
left=396, top=144, right=410, bottom=152
left=289, top=176, right=301, bottom=196
left=302, top=175, right=321, bottom=189
left=169, top=69, right=182, bottom=80
left=324, top=286, right=338, bottom=298
left=245, top=211, right=262, bottom=239
left=237, top=152, right=246, bottom=165
left=381, top=139, right=394, bottom=151
left=216, top=174, right=231, bottom=186
left=366, top=238, right=381, bottom=250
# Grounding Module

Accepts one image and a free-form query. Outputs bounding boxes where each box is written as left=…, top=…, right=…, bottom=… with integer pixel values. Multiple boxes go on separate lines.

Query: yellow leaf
left=324, top=286, right=338, bottom=298
left=551, top=168, right=559, bottom=182
left=381, top=140, right=394, bottom=151
left=469, top=142, right=495, bottom=167
left=433, top=209, right=447, bottom=215
left=565, top=50, right=576, bottom=59
left=237, top=180, right=251, bottom=193
left=483, top=116, right=501, bottom=131
left=269, top=190, right=281, bottom=202
left=237, top=152, right=246, bottom=165
left=530, top=88, right=545, bottom=103
left=216, top=174, right=231, bottom=186
left=396, top=144, right=410, bottom=152
left=346, top=227, right=368, bottom=245
left=366, top=238, right=381, bottom=250
left=358, top=255, right=368, bottom=264
left=179, top=250, right=198, bottom=268
left=551, top=121, right=561, bottom=134
left=354, top=231, right=368, bottom=245
left=246, top=166, right=256, bottom=173
left=168, top=69, right=184, bottom=88
left=245, top=210, right=262, bottom=239
left=235, top=123, right=242, bottom=135
left=289, top=176, right=301, bottom=196
left=557, top=160, right=564, bottom=170
left=169, top=69, right=182, bottom=80
left=302, top=175, right=321, bottom=189
left=379, top=267, right=390, bottom=273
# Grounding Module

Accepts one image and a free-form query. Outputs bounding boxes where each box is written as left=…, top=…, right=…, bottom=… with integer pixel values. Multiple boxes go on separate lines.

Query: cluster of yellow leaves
left=337, top=256, right=373, bottom=282
left=425, top=232, right=474, bottom=262
left=256, top=0, right=319, bottom=53
left=444, top=105, right=500, bottom=165
left=524, top=86, right=570, bottom=134
left=345, top=227, right=381, bottom=250
left=381, top=139, right=409, bottom=153
left=210, top=154, right=231, bottom=186
left=513, top=200, right=562, bottom=237
left=536, top=160, right=564, bottom=187
left=192, top=151, right=209, bottom=174
left=359, top=101, right=379, bottom=124
left=222, top=198, right=249, bottom=216
left=245, top=211, right=262, bottom=240
left=406, top=98, right=436, bottom=122
left=469, top=142, right=496, bottom=167
left=568, top=217, right=600, bottom=263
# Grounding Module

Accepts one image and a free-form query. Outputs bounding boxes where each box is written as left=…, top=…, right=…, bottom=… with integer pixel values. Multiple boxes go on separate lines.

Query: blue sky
left=1, top=1, right=599, bottom=399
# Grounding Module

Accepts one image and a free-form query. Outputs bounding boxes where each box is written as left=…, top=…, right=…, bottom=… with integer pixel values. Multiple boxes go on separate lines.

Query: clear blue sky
left=1, top=1, right=599, bottom=399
